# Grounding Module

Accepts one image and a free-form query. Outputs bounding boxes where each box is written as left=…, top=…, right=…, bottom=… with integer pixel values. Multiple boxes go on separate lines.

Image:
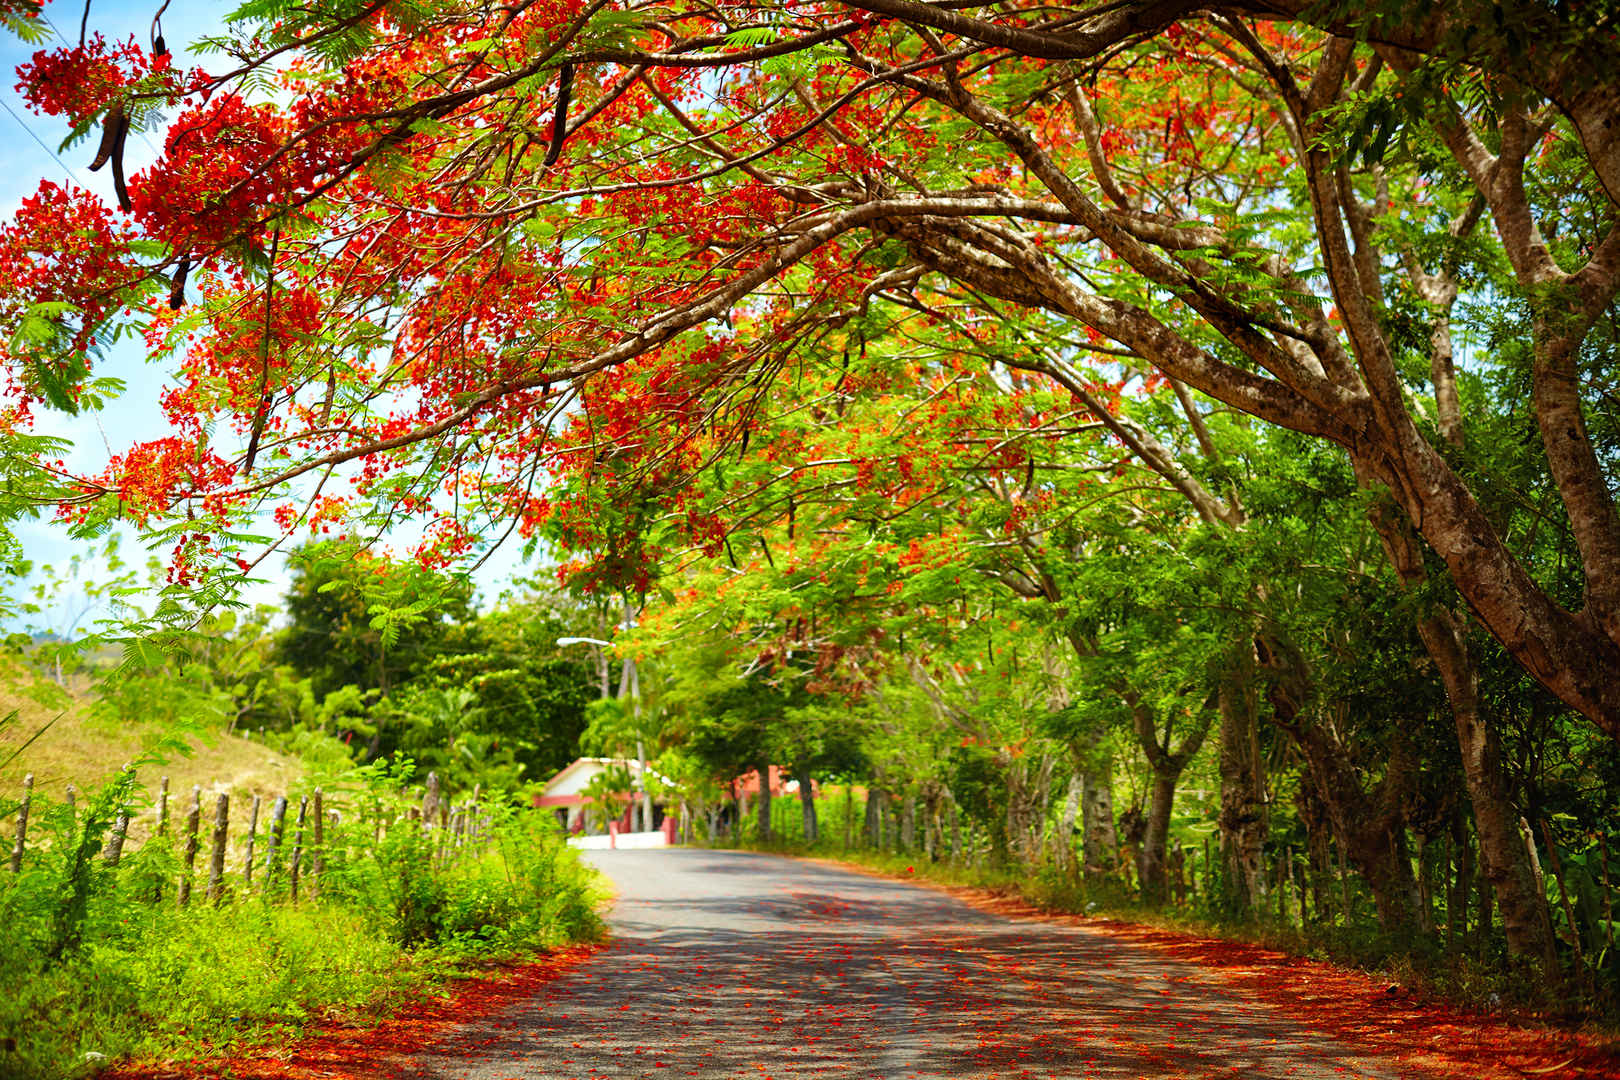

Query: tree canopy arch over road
left=5, top=0, right=1620, bottom=961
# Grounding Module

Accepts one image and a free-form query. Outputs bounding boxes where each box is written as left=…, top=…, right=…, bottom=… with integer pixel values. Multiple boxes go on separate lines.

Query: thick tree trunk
left=1297, top=782, right=1336, bottom=923
left=795, top=761, right=817, bottom=844
left=900, top=790, right=916, bottom=852
left=864, top=787, right=882, bottom=848
left=1217, top=678, right=1269, bottom=914
left=1419, top=611, right=1556, bottom=962
left=1004, top=756, right=1029, bottom=867
left=1362, top=485, right=1559, bottom=961
left=756, top=763, right=773, bottom=843
left=1126, top=694, right=1211, bottom=905
left=1263, top=640, right=1421, bottom=933
left=1138, top=770, right=1179, bottom=905
left=1080, top=765, right=1117, bottom=877
left=1058, top=773, right=1082, bottom=876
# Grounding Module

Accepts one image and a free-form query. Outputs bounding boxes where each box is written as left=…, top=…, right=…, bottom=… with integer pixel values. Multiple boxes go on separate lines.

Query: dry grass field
left=0, top=660, right=301, bottom=844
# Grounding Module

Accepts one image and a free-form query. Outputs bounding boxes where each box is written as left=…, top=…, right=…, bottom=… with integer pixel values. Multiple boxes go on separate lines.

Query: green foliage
left=276, top=542, right=477, bottom=702
left=0, top=759, right=602, bottom=1079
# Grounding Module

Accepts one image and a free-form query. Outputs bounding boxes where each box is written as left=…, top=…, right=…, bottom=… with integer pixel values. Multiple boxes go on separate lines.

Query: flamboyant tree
left=2, top=0, right=1618, bottom=957
left=2, top=0, right=1615, bottom=735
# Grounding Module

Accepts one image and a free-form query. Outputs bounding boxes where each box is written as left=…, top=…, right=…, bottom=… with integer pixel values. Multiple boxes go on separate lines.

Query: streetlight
left=557, top=635, right=652, bottom=832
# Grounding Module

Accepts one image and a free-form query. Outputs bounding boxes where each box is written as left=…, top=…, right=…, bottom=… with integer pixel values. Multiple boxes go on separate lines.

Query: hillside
left=0, top=661, right=301, bottom=843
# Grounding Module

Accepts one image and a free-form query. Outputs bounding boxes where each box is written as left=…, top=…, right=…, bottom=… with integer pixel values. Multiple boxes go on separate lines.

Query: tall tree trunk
left=1127, top=693, right=1213, bottom=904
left=1297, top=781, right=1336, bottom=923
left=900, top=790, right=916, bottom=853
left=1031, top=753, right=1054, bottom=866
left=1080, top=763, right=1117, bottom=877
left=1366, top=477, right=1558, bottom=962
left=1262, top=639, right=1421, bottom=932
left=1217, top=677, right=1269, bottom=914
left=794, top=761, right=817, bottom=844
left=1058, top=773, right=1082, bottom=877
left=756, top=763, right=772, bottom=843
left=1138, top=769, right=1180, bottom=905
left=1003, top=755, right=1028, bottom=868
left=864, top=787, right=882, bottom=848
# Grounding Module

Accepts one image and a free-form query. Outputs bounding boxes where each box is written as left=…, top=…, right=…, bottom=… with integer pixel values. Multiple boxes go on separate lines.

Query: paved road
left=398, top=849, right=1425, bottom=1079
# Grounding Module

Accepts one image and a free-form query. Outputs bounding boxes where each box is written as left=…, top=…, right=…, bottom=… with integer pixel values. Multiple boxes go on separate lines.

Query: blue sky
left=1, top=0, right=533, bottom=635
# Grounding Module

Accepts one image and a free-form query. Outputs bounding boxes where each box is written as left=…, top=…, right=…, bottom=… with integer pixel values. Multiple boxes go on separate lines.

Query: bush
left=0, top=763, right=602, bottom=1080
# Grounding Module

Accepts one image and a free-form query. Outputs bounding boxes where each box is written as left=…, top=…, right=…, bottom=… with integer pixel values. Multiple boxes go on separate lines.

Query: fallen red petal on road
left=107, top=944, right=601, bottom=1080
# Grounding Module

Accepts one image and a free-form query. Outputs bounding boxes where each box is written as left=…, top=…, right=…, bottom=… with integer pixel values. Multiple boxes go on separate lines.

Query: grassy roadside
left=720, top=838, right=1617, bottom=1033
left=1, top=788, right=608, bottom=1080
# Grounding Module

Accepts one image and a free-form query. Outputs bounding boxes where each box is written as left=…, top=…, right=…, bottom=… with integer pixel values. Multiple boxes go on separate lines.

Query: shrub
left=0, top=761, right=601, bottom=1080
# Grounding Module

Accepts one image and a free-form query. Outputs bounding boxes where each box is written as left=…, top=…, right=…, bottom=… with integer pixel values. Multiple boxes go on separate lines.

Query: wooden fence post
left=156, top=776, right=170, bottom=835
left=310, top=788, right=324, bottom=894
left=421, top=772, right=440, bottom=828
left=103, top=811, right=130, bottom=868
left=263, top=795, right=288, bottom=889
left=206, top=793, right=229, bottom=904
left=243, top=795, right=261, bottom=887
left=102, top=763, right=133, bottom=869
left=289, top=795, right=309, bottom=901
left=10, top=773, right=32, bottom=873
left=176, top=785, right=201, bottom=906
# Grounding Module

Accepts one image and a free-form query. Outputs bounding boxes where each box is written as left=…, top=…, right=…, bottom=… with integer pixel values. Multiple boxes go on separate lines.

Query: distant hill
left=0, top=660, right=301, bottom=843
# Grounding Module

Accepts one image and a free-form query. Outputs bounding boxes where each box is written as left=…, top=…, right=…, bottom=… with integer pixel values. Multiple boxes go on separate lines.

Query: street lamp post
left=557, top=636, right=652, bottom=833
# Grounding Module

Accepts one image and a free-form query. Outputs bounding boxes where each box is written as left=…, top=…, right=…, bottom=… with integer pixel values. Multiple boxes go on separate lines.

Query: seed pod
left=88, top=99, right=125, bottom=172
left=110, top=111, right=132, bottom=211
left=543, top=63, right=574, bottom=166
left=168, top=256, right=190, bottom=310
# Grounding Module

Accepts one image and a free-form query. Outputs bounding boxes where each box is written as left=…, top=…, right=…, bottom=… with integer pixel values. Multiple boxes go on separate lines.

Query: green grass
left=0, top=777, right=604, bottom=1080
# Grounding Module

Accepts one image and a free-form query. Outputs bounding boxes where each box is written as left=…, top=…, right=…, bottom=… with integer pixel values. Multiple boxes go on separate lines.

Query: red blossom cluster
left=0, top=181, right=134, bottom=367
left=131, top=95, right=296, bottom=250
left=80, top=436, right=236, bottom=524
left=14, top=35, right=171, bottom=124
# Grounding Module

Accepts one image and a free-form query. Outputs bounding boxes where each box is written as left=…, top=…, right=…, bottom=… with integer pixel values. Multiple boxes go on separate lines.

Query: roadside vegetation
left=0, top=554, right=618, bottom=1080
left=0, top=736, right=602, bottom=1080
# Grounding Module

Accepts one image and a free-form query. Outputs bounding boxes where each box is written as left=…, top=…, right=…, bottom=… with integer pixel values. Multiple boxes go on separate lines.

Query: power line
left=0, top=95, right=84, bottom=188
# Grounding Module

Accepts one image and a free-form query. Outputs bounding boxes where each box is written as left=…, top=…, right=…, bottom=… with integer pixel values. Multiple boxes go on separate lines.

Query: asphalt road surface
left=397, top=848, right=1425, bottom=1079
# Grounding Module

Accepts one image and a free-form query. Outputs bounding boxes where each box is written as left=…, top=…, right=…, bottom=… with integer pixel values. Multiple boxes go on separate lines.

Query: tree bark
left=1406, top=566, right=1556, bottom=958
left=1138, top=769, right=1180, bottom=905
left=756, top=762, right=773, bottom=843
left=795, top=760, right=817, bottom=844
left=1127, top=693, right=1213, bottom=905
left=1217, top=677, right=1269, bottom=914
left=1261, top=637, right=1421, bottom=932
left=1080, top=766, right=1117, bottom=878
left=900, top=789, right=917, bottom=853
left=1058, top=773, right=1082, bottom=876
